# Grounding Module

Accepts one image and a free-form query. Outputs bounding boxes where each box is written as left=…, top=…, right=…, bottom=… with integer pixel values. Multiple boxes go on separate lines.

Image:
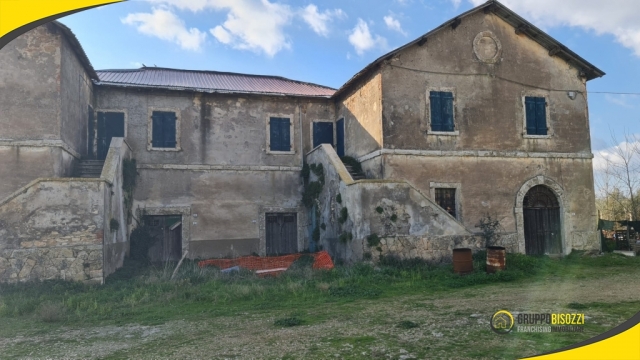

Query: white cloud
left=605, top=94, right=638, bottom=108
left=145, top=0, right=293, bottom=57
left=384, top=14, right=407, bottom=36
left=450, top=0, right=462, bottom=9
left=207, top=0, right=293, bottom=57
left=593, top=136, right=640, bottom=171
left=348, top=19, right=388, bottom=55
left=121, top=8, right=206, bottom=51
left=468, top=0, right=640, bottom=57
left=301, top=4, right=345, bottom=37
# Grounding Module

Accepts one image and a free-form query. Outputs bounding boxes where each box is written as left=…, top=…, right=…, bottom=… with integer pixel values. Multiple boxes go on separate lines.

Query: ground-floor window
left=435, top=188, right=457, bottom=218
left=265, top=213, right=297, bottom=256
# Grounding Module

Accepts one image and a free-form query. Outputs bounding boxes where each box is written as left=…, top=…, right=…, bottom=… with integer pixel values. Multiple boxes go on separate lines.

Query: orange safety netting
left=197, top=251, right=334, bottom=273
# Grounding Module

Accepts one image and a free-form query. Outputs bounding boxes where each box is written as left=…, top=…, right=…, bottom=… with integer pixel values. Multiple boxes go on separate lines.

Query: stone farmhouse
left=0, top=0, right=604, bottom=283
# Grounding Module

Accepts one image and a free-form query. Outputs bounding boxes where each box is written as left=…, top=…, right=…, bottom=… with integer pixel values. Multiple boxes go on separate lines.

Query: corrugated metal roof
left=95, top=67, right=336, bottom=98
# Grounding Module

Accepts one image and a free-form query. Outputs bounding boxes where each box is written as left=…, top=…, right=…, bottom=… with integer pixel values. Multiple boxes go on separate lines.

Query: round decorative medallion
left=473, top=31, right=502, bottom=64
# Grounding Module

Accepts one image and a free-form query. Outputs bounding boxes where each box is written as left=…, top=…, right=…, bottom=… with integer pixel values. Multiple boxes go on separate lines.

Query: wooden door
left=336, top=118, right=345, bottom=157
left=313, top=122, right=334, bottom=148
left=266, top=213, right=297, bottom=256
left=97, top=112, right=125, bottom=160
left=523, top=186, right=562, bottom=255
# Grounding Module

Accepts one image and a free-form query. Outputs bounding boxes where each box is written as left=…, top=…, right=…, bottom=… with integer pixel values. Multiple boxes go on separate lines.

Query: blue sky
left=58, top=0, right=640, bottom=166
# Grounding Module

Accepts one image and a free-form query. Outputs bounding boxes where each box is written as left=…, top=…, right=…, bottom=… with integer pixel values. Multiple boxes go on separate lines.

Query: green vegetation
left=390, top=214, right=398, bottom=222
left=339, top=207, right=349, bottom=224
left=366, top=233, right=381, bottom=247
left=340, top=156, right=363, bottom=174
left=336, top=193, right=342, bottom=204
left=0, top=252, right=639, bottom=358
left=375, top=206, right=384, bottom=214
left=339, top=232, right=353, bottom=244
left=109, top=218, right=119, bottom=232
left=122, top=158, right=137, bottom=225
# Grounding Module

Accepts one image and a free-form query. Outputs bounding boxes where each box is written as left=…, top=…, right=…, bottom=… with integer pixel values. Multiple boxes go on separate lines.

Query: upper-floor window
left=524, top=96, right=548, bottom=136
left=151, top=111, right=177, bottom=149
left=268, top=116, right=293, bottom=153
left=429, top=91, right=455, bottom=133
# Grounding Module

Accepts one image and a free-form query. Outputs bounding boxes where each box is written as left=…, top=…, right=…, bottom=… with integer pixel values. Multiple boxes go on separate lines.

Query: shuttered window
left=151, top=111, right=177, bottom=148
left=269, top=117, right=291, bottom=152
left=430, top=91, right=455, bottom=132
left=524, top=97, right=548, bottom=135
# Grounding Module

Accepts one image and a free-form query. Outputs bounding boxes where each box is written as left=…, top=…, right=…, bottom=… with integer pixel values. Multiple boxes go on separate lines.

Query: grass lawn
left=1, top=251, right=639, bottom=359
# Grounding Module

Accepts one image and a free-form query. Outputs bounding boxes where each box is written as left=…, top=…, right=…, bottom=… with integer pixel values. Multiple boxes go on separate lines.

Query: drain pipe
left=298, top=102, right=303, bottom=166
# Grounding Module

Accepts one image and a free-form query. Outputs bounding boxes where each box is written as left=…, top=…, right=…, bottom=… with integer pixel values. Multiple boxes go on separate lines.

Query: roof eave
left=52, top=21, right=99, bottom=80
left=93, top=81, right=334, bottom=99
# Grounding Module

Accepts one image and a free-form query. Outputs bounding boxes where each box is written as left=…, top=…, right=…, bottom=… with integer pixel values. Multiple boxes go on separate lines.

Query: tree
left=595, top=130, right=640, bottom=221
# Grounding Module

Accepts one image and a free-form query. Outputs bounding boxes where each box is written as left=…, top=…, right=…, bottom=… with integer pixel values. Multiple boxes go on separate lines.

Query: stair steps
left=72, top=159, right=104, bottom=178
left=344, top=164, right=366, bottom=180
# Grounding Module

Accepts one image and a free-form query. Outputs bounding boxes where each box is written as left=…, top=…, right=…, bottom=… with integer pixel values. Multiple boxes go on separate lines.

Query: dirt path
left=2, top=272, right=640, bottom=359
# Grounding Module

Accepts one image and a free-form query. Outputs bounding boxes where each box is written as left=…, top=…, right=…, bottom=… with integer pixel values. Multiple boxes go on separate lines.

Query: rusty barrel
left=486, top=246, right=506, bottom=273
left=453, top=248, right=473, bottom=275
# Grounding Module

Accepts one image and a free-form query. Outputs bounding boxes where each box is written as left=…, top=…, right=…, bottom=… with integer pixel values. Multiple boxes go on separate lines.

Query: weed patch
left=274, top=317, right=304, bottom=327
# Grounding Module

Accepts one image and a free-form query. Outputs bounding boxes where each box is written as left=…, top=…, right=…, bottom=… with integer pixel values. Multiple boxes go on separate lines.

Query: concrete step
left=72, top=160, right=104, bottom=179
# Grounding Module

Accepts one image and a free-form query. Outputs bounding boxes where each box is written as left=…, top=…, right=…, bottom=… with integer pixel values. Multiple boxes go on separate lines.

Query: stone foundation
left=0, top=245, right=103, bottom=283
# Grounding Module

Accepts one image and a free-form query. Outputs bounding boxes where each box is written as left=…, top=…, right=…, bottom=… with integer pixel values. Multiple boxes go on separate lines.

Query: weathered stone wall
left=335, top=71, right=383, bottom=159
left=102, top=138, right=132, bottom=277
left=0, top=23, right=61, bottom=141
left=380, top=11, right=590, bottom=153
left=0, top=145, right=77, bottom=200
left=306, top=144, right=472, bottom=263
left=381, top=154, right=598, bottom=254
left=59, top=33, right=93, bottom=156
left=0, top=179, right=106, bottom=283
left=95, top=88, right=333, bottom=258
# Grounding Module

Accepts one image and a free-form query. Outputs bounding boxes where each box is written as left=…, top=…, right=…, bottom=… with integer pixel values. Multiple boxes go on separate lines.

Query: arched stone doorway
left=523, top=185, right=562, bottom=255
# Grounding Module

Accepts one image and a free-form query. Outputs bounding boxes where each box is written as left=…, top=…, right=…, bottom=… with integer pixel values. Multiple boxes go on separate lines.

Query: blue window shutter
left=164, top=112, right=177, bottom=147
left=525, top=97, right=537, bottom=135
left=152, top=114, right=163, bottom=147
left=281, top=118, right=291, bottom=151
left=535, top=98, right=547, bottom=135
left=441, top=92, right=454, bottom=132
left=270, top=117, right=290, bottom=151
left=430, top=91, right=442, bottom=131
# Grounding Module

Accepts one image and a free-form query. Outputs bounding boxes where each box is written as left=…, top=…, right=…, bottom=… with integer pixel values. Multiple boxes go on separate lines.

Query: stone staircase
left=342, top=161, right=366, bottom=180
left=72, top=159, right=104, bottom=178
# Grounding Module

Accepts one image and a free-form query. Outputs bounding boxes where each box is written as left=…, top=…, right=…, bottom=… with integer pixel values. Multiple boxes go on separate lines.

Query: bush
left=274, top=317, right=303, bottom=327
left=397, top=320, right=420, bottom=329
left=37, top=302, right=65, bottom=323
left=336, top=194, right=342, bottom=204
left=339, top=207, right=349, bottom=224
left=129, top=224, right=156, bottom=261
left=367, top=233, right=381, bottom=247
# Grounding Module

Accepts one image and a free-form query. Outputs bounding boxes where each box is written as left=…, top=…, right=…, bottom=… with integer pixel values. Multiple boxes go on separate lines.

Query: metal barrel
left=486, top=246, right=506, bottom=273
left=453, top=248, right=473, bottom=275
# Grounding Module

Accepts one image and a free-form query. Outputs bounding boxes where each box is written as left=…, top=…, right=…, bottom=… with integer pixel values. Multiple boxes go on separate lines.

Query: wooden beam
left=483, top=4, right=495, bottom=14
left=451, top=17, right=461, bottom=30
left=515, top=24, right=530, bottom=35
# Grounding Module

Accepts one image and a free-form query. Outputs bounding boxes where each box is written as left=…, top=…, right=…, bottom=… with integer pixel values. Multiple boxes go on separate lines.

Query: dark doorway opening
left=523, top=185, right=562, bottom=255
left=266, top=213, right=297, bottom=256
left=144, top=215, right=183, bottom=262
left=97, top=112, right=125, bottom=160
left=313, top=121, right=334, bottom=148
left=336, top=118, right=345, bottom=157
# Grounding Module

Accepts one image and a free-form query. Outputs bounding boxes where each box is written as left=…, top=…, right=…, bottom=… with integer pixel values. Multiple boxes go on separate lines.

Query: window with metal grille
left=435, top=188, right=456, bottom=218
left=269, top=117, right=291, bottom=152
left=524, top=96, right=547, bottom=135
left=151, top=111, right=177, bottom=148
left=430, top=91, right=455, bottom=132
